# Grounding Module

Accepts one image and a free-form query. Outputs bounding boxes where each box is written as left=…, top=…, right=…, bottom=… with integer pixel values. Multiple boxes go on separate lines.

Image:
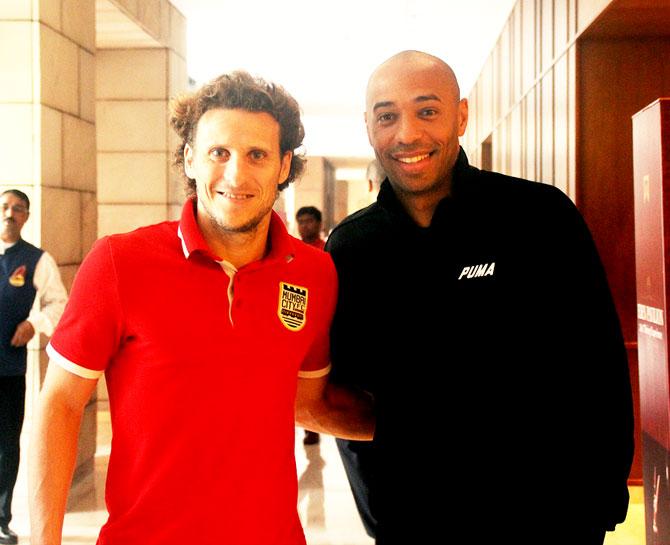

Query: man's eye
left=420, top=108, right=438, bottom=117
left=250, top=150, right=266, bottom=160
left=378, top=113, right=395, bottom=123
left=209, top=148, right=228, bottom=160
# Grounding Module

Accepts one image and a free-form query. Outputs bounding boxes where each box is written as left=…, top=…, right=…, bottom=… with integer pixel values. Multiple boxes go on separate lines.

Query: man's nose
left=223, top=154, right=245, bottom=185
left=396, top=115, right=422, bottom=145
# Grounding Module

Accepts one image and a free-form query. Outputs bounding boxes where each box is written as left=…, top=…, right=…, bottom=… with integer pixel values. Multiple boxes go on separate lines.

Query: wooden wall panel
left=500, top=26, right=511, bottom=117
left=568, top=0, right=577, bottom=39
left=493, top=40, right=502, bottom=123
left=553, top=52, right=569, bottom=194
left=541, top=69, right=554, bottom=184
left=525, top=87, right=538, bottom=181
left=576, top=0, right=613, bottom=35
left=480, top=57, right=494, bottom=140
left=521, top=0, right=536, bottom=95
left=567, top=45, right=576, bottom=200
left=541, top=0, right=554, bottom=71
left=513, top=2, right=523, bottom=105
left=554, top=0, right=569, bottom=56
left=578, top=37, right=670, bottom=342
left=511, top=103, right=523, bottom=177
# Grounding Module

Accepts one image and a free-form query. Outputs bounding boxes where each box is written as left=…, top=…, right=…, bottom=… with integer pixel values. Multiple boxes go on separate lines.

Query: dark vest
left=0, top=239, right=43, bottom=376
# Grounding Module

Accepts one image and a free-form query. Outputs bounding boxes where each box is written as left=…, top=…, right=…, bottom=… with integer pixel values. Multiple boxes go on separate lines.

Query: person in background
left=365, top=159, right=385, bottom=198
left=295, top=205, right=326, bottom=445
left=326, top=50, right=634, bottom=545
left=296, top=206, right=326, bottom=251
left=29, top=71, right=373, bottom=545
left=1, top=189, right=67, bottom=545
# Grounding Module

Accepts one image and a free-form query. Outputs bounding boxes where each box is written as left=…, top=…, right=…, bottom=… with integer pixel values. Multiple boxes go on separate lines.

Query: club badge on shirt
left=278, top=282, right=308, bottom=331
left=9, top=265, right=26, bottom=287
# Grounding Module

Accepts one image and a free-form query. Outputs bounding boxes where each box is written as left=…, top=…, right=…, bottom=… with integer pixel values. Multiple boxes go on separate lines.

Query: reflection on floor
left=11, top=409, right=644, bottom=544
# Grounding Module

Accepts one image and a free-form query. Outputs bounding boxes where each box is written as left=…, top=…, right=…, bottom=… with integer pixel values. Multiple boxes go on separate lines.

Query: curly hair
left=169, top=71, right=306, bottom=195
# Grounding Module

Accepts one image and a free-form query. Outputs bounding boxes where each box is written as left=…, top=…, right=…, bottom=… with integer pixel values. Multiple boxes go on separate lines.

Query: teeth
left=398, top=154, right=429, bottom=164
left=219, top=192, right=250, bottom=200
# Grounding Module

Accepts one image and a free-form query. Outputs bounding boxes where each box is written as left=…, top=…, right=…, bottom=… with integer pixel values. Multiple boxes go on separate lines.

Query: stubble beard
left=202, top=190, right=279, bottom=236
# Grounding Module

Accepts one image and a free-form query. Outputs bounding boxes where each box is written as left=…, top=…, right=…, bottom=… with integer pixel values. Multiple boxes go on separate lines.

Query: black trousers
left=0, top=375, right=26, bottom=526
left=335, top=438, right=377, bottom=539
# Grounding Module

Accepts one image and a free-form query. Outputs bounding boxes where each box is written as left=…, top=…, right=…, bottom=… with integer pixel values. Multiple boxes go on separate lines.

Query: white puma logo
left=458, top=263, right=495, bottom=280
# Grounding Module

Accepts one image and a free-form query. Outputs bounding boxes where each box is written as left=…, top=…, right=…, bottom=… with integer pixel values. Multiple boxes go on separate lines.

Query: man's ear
left=184, top=143, right=195, bottom=179
left=279, top=151, right=293, bottom=185
left=457, top=98, right=469, bottom=136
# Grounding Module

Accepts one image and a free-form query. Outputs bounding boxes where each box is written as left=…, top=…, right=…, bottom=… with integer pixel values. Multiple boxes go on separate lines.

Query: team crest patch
left=9, top=265, right=26, bottom=287
left=278, top=282, right=308, bottom=331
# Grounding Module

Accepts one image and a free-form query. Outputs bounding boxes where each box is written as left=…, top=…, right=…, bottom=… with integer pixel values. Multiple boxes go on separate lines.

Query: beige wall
left=96, top=1, right=188, bottom=238
left=0, top=0, right=98, bottom=508
left=0, top=0, right=189, bottom=511
left=94, top=2, right=188, bottom=407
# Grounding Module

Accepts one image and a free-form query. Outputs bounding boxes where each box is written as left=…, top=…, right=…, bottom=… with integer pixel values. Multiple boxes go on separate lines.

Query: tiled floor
left=10, top=409, right=644, bottom=544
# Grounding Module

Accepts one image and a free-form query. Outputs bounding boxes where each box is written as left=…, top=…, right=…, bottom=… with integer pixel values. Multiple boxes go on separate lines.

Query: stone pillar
left=94, top=0, right=188, bottom=404
left=96, top=0, right=188, bottom=239
left=0, top=0, right=98, bottom=507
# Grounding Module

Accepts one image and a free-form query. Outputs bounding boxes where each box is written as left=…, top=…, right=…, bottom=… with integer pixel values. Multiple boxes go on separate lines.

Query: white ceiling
left=168, top=0, right=517, bottom=160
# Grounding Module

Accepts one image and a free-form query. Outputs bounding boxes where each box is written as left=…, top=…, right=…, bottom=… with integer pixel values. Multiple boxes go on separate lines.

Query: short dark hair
left=1, top=189, right=30, bottom=210
left=296, top=206, right=322, bottom=222
left=170, top=71, right=306, bottom=196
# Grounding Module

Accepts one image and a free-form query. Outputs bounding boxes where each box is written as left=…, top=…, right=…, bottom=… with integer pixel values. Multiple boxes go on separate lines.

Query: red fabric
left=49, top=199, right=337, bottom=545
left=304, top=238, right=326, bottom=250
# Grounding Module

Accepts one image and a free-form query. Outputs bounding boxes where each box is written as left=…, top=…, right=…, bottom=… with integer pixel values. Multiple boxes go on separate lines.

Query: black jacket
left=326, top=149, right=634, bottom=543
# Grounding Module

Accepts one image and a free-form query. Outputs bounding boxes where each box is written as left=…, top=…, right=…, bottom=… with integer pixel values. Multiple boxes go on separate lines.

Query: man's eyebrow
left=372, top=101, right=394, bottom=112
left=372, top=95, right=442, bottom=112
left=415, top=94, right=441, bottom=103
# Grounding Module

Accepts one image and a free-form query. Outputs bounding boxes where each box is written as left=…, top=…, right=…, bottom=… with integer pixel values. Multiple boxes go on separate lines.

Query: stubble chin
left=206, top=203, right=274, bottom=236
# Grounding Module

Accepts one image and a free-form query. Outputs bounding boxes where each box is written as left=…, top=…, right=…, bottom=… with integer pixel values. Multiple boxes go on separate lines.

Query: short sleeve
left=297, top=254, right=338, bottom=379
left=47, top=237, right=124, bottom=379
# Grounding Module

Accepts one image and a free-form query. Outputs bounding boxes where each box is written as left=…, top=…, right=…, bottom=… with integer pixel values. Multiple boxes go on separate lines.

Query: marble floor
left=9, top=409, right=645, bottom=544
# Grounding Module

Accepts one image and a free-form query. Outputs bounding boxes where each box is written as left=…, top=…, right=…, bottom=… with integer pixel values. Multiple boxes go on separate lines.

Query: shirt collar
left=0, top=239, right=19, bottom=255
left=176, top=196, right=296, bottom=265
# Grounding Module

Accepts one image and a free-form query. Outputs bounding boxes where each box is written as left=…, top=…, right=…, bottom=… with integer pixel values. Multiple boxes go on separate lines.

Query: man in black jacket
left=326, top=50, right=634, bottom=545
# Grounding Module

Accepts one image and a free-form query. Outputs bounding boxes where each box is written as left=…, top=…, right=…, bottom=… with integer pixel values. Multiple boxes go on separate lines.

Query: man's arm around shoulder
left=29, top=363, right=98, bottom=545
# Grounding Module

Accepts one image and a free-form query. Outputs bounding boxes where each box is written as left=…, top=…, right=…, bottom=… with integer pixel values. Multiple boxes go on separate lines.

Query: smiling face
left=184, top=108, right=292, bottom=239
left=365, top=52, right=468, bottom=205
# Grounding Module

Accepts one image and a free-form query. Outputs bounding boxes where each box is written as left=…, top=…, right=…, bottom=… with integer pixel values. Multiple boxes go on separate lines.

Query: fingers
left=10, top=320, right=36, bottom=347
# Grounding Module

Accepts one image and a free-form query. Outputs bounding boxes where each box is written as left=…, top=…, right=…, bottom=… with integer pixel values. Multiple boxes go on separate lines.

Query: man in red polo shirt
left=28, top=71, right=373, bottom=545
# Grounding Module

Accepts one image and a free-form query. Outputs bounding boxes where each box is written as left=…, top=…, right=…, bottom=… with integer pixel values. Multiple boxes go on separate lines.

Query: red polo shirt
left=47, top=199, right=337, bottom=545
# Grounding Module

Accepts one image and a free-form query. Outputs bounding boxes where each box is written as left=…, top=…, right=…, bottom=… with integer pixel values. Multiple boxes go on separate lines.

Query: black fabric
left=326, top=148, right=634, bottom=543
left=336, top=438, right=377, bottom=538
left=0, top=376, right=26, bottom=525
left=0, top=239, right=43, bottom=376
